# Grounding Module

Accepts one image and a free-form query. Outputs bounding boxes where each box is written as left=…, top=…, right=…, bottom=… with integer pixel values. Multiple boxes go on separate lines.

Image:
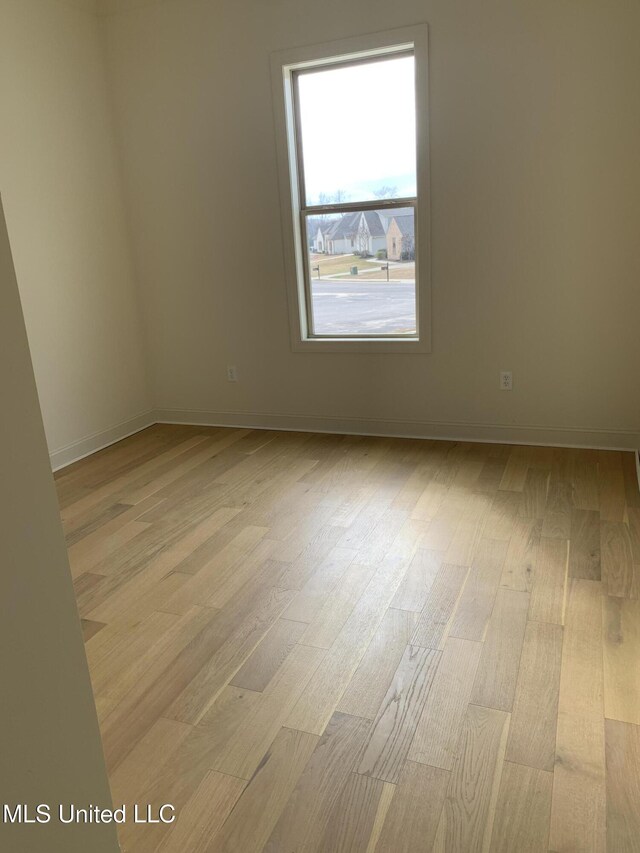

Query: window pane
left=306, top=208, right=416, bottom=335
left=297, top=55, right=416, bottom=206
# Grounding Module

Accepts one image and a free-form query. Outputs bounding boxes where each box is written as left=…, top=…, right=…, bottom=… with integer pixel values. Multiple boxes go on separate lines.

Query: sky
left=297, top=55, right=417, bottom=205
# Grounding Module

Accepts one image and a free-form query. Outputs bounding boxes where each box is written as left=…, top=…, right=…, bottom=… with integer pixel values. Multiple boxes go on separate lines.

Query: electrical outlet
left=500, top=370, right=513, bottom=391
left=227, top=365, right=238, bottom=382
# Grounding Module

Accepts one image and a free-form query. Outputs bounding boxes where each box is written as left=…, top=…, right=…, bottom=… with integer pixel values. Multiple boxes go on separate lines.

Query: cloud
left=297, top=55, right=417, bottom=204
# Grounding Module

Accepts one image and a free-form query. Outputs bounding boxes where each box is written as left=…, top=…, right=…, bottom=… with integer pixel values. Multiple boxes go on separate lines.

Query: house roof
left=306, top=217, right=325, bottom=239
left=391, top=214, right=415, bottom=237
left=361, top=211, right=385, bottom=237
left=324, top=212, right=360, bottom=240
left=311, top=208, right=412, bottom=241
left=380, top=206, right=413, bottom=216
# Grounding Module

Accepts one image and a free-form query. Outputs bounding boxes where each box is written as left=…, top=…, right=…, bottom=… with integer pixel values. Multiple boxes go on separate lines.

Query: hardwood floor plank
left=421, top=488, right=468, bottom=551
left=124, top=431, right=253, bottom=506
left=519, top=467, right=550, bottom=519
left=410, top=563, right=470, bottom=650
left=572, top=458, right=599, bottom=511
left=482, top=490, right=520, bottom=541
left=363, top=781, right=395, bottom=853
left=88, top=610, right=184, bottom=711
left=283, top=546, right=358, bottom=622
left=337, top=608, right=411, bottom=719
left=542, top=479, right=573, bottom=540
left=73, top=570, right=109, bottom=614
left=300, top=561, right=377, bottom=649
left=410, top=480, right=448, bottom=522
left=272, top=518, right=345, bottom=582
left=55, top=425, right=174, bottom=502
left=193, top=685, right=262, bottom=758
left=500, top=517, right=540, bottom=592
left=490, top=761, right=553, bottom=853
left=475, top=455, right=508, bottom=494
left=98, top=605, right=223, bottom=769
left=81, top=618, right=106, bottom=642
left=603, top=596, right=640, bottom=725
left=190, top=523, right=270, bottom=595
left=470, top=587, right=529, bottom=712
left=103, top=577, right=290, bottom=765
left=605, top=718, right=640, bottom=853
left=156, top=770, right=246, bottom=853
left=505, top=620, right=563, bottom=772
left=528, top=536, right=568, bottom=625
left=433, top=704, right=510, bottom=853
left=499, top=446, right=533, bottom=492
left=445, top=492, right=492, bottom=566
left=57, top=429, right=637, bottom=852
left=568, top=508, right=601, bottom=580
left=285, top=555, right=410, bottom=736
left=409, top=636, right=482, bottom=770
left=117, top=696, right=256, bottom=853
left=165, top=585, right=297, bottom=725
left=357, top=644, right=441, bottom=783
left=68, top=519, right=152, bottom=578
left=599, top=467, right=626, bottom=523
left=628, top=506, right=640, bottom=563
left=60, top=435, right=210, bottom=522
left=264, top=712, right=372, bottom=853
left=549, top=579, right=606, bottom=853
left=212, top=642, right=325, bottom=780
left=207, top=727, right=318, bottom=853
left=356, top=508, right=411, bottom=567
left=449, top=538, right=508, bottom=642
left=320, top=772, right=386, bottom=852
left=109, top=716, right=193, bottom=806
left=205, top=536, right=280, bottom=609
left=390, top=548, right=443, bottom=613
left=374, top=761, right=448, bottom=853
left=229, top=617, right=307, bottom=692
left=601, top=521, right=636, bottom=598
left=85, top=507, right=242, bottom=619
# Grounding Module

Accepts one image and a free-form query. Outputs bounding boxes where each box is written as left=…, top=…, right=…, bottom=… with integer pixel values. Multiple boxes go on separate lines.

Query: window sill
left=291, top=336, right=431, bottom=354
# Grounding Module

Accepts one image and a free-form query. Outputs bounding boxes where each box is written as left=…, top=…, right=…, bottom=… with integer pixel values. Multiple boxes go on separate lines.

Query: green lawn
left=308, top=253, right=380, bottom=279
left=334, top=263, right=415, bottom=281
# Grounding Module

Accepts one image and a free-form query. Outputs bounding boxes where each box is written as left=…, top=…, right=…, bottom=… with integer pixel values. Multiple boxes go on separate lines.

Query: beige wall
left=0, top=0, right=150, bottom=466
left=0, top=196, right=118, bottom=852
left=2, top=0, right=638, bottom=461
left=102, top=0, right=640, bottom=448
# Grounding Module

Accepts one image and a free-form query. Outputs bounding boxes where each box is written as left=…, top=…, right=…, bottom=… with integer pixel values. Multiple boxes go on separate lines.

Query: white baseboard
left=49, top=406, right=640, bottom=472
left=152, top=407, right=640, bottom=452
left=49, top=410, right=155, bottom=471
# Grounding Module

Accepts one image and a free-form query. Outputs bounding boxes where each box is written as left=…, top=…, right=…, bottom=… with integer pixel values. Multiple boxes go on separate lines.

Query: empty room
left=2, top=0, right=640, bottom=851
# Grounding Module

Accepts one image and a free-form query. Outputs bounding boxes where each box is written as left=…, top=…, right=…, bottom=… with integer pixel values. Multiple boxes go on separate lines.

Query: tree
left=355, top=215, right=370, bottom=257
left=373, top=185, right=398, bottom=199
left=400, top=233, right=415, bottom=261
left=318, top=189, right=349, bottom=205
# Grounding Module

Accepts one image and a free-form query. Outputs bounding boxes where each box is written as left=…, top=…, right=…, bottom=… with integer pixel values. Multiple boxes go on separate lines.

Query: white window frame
left=271, top=25, right=431, bottom=353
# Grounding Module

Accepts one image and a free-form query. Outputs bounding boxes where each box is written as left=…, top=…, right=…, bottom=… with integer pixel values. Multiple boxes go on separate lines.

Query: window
left=271, top=26, right=430, bottom=352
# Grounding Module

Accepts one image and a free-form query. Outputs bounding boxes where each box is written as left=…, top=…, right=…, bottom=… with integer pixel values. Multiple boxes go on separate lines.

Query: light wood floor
left=56, top=425, right=640, bottom=852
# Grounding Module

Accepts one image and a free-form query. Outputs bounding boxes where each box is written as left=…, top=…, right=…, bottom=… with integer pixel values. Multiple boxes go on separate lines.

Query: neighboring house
left=312, top=207, right=415, bottom=257
left=314, top=226, right=325, bottom=253
left=320, top=210, right=387, bottom=256
left=306, top=217, right=325, bottom=252
left=377, top=206, right=413, bottom=233
left=386, top=214, right=415, bottom=261
left=354, top=211, right=387, bottom=256
left=323, top=212, right=360, bottom=255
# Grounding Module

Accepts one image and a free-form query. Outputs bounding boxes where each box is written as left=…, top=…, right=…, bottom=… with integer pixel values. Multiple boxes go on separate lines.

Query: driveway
left=310, top=279, right=416, bottom=335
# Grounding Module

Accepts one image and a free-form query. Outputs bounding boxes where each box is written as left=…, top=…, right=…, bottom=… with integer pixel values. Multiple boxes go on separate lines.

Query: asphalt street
left=310, top=279, right=416, bottom=335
